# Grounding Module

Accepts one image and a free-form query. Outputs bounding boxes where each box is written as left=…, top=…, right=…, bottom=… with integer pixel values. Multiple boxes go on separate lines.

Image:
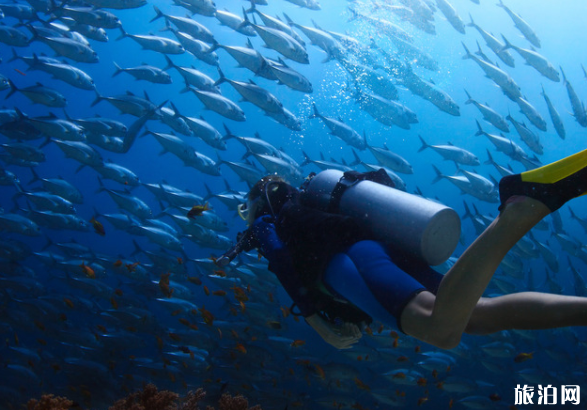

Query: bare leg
left=401, top=196, right=551, bottom=348
left=466, top=293, right=587, bottom=335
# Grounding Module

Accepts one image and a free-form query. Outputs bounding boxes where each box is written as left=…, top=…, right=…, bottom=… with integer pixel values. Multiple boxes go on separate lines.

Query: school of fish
left=1, top=0, right=587, bottom=408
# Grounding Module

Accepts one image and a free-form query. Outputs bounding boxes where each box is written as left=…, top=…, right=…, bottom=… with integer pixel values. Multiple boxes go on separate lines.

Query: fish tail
left=301, top=151, right=312, bottom=166
left=112, top=61, right=123, bottom=77
left=95, top=177, right=106, bottom=194
left=461, top=42, right=471, bottom=59
left=222, top=123, right=234, bottom=139
left=309, top=103, right=319, bottom=119
left=282, top=13, right=294, bottom=26
left=169, top=101, right=182, bottom=117
left=431, top=165, right=444, bottom=184
left=559, top=65, right=567, bottom=82
left=5, top=78, right=18, bottom=99
left=116, top=26, right=128, bottom=41
left=500, top=34, right=512, bottom=50
left=474, top=120, right=484, bottom=136
left=417, top=135, right=429, bottom=153
left=467, top=13, right=475, bottom=27
left=25, top=23, right=40, bottom=42
left=214, top=66, right=227, bottom=86
left=462, top=201, right=473, bottom=220
left=240, top=7, right=251, bottom=25
left=245, top=0, right=256, bottom=13
left=207, top=39, right=220, bottom=54
left=484, top=149, right=495, bottom=165
left=131, top=239, right=143, bottom=257
left=150, top=5, right=164, bottom=23
left=8, top=48, right=21, bottom=63
left=91, top=89, right=103, bottom=107
left=463, top=89, right=473, bottom=104
left=163, top=54, right=175, bottom=71
left=350, top=149, right=362, bottom=166
left=347, top=7, right=358, bottom=22
left=29, top=167, right=41, bottom=185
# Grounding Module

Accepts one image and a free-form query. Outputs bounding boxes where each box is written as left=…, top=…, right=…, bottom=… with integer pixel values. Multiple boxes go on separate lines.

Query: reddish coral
left=179, top=389, right=206, bottom=410
left=109, top=384, right=179, bottom=410
left=25, top=386, right=262, bottom=410
left=209, top=393, right=262, bottom=410
left=26, top=394, right=74, bottom=410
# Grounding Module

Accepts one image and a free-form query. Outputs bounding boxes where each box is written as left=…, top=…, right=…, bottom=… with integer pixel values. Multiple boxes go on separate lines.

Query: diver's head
left=238, top=175, right=295, bottom=225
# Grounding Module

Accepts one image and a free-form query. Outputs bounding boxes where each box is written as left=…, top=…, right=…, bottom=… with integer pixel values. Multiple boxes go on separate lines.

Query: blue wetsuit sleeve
left=251, top=217, right=318, bottom=317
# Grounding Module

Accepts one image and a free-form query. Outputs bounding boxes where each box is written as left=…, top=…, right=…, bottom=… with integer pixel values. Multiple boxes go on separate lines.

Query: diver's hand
left=305, top=314, right=362, bottom=350
left=215, top=255, right=231, bottom=268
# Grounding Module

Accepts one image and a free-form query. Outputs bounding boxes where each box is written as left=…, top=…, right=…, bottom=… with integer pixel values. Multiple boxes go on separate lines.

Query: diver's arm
left=251, top=216, right=319, bottom=317
left=305, top=314, right=362, bottom=349
left=215, top=228, right=259, bottom=267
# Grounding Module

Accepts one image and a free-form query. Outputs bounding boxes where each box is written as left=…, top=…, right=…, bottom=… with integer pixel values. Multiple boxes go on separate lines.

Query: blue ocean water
left=1, top=0, right=587, bottom=408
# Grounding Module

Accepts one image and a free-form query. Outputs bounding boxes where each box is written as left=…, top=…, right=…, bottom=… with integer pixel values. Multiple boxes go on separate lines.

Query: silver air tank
left=302, top=169, right=461, bottom=266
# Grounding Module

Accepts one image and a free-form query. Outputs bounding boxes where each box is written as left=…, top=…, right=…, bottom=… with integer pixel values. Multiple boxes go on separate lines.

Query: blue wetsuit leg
left=322, top=240, right=443, bottom=332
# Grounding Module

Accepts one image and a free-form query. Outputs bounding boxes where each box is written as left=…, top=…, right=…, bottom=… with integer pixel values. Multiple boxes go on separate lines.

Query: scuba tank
left=301, top=169, right=461, bottom=266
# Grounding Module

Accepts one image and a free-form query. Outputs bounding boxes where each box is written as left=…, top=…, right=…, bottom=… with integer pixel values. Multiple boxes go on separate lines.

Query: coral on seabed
left=209, top=392, right=262, bottom=410
left=25, top=385, right=263, bottom=410
left=27, top=394, right=75, bottom=410
left=109, top=383, right=179, bottom=410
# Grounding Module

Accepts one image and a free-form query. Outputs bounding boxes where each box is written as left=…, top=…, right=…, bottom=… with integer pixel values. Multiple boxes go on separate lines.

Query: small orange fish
left=63, top=298, right=75, bottom=309
left=187, top=202, right=210, bottom=219
left=90, top=217, right=105, bottom=236
left=125, top=262, right=140, bottom=272
left=187, top=276, right=202, bottom=285
left=203, top=286, right=210, bottom=296
left=168, top=332, right=181, bottom=342
left=314, top=364, right=325, bottom=380
left=14, top=68, right=26, bottom=76
left=212, top=290, right=226, bottom=297
left=159, top=273, right=173, bottom=298
left=80, top=262, right=95, bottom=279
left=417, top=397, right=428, bottom=406
left=489, top=393, right=501, bottom=402
left=414, top=345, right=421, bottom=353
left=234, top=343, right=247, bottom=354
left=514, top=352, right=534, bottom=363
left=213, top=269, right=226, bottom=277
left=113, top=259, right=123, bottom=268
left=397, top=356, right=409, bottom=362
left=432, top=369, right=438, bottom=379
left=232, top=286, right=249, bottom=302
left=110, top=297, right=118, bottom=310
left=199, top=306, right=215, bottom=326
left=417, top=377, right=427, bottom=387
left=364, top=326, right=373, bottom=336
left=392, top=372, right=406, bottom=380
left=177, top=257, right=183, bottom=265
left=290, top=340, right=305, bottom=348
left=354, top=377, right=370, bottom=391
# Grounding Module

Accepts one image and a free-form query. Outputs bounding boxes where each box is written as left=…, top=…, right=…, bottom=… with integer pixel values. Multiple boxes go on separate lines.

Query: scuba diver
left=217, top=148, right=587, bottom=350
